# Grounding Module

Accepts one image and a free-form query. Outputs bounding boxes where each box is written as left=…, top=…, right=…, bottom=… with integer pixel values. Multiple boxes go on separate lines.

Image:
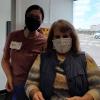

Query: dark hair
left=25, top=5, right=44, bottom=20
left=47, top=19, right=80, bottom=53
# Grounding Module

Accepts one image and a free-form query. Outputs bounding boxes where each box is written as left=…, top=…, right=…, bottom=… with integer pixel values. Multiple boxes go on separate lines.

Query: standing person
left=25, top=19, right=100, bottom=100
left=1, top=5, right=46, bottom=100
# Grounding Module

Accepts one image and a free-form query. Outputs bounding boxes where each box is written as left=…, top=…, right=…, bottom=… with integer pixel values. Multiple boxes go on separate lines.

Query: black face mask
left=25, top=16, right=41, bottom=32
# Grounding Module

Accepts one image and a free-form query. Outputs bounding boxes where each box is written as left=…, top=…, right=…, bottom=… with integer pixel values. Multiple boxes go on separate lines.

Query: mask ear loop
left=52, top=43, right=55, bottom=50
left=52, top=40, right=55, bottom=50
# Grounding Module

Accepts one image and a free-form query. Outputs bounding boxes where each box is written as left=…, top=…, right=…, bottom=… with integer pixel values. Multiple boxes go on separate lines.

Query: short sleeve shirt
left=4, top=30, right=46, bottom=85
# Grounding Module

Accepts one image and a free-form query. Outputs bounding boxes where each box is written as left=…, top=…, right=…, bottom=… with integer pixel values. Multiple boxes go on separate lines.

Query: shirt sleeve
left=25, top=54, right=40, bottom=98
left=3, top=32, right=13, bottom=58
left=86, top=53, right=100, bottom=100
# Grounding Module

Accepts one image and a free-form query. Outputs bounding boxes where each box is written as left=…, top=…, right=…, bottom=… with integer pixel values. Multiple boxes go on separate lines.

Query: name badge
left=10, top=41, right=22, bottom=50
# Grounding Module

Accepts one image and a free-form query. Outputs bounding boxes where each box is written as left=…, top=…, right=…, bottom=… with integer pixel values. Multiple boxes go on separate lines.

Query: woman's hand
left=32, top=91, right=45, bottom=100
left=67, top=96, right=83, bottom=100
left=67, top=94, right=94, bottom=100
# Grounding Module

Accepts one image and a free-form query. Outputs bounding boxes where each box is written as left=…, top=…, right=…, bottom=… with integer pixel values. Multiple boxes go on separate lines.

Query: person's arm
left=84, top=53, right=100, bottom=100
left=1, top=53, right=13, bottom=92
left=25, top=55, right=44, bottom=100
left=1, top=33, right=13, bottom=92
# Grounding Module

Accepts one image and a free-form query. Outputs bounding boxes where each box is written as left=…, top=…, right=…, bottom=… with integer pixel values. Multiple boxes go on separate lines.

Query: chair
left=0, top=89, right=12, bottom=100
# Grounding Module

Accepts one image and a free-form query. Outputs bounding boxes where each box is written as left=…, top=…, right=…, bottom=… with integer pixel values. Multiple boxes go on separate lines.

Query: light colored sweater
left=25, top=53, right=100, bottom=100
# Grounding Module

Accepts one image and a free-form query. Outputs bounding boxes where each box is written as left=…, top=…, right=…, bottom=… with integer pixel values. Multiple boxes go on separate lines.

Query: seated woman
left=25, top=19, right=100, bottom=100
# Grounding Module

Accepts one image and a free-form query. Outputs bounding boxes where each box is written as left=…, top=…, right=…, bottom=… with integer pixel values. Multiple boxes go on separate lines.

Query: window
left=73, top=0, right=100, bottom=66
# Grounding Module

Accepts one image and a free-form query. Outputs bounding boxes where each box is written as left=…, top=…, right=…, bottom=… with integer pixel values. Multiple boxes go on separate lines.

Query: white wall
left=16, top=0, right=74, bottom=29
left=50, top=0, right=73, bottom=24
left=0, top=0, right=11, bottom=90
